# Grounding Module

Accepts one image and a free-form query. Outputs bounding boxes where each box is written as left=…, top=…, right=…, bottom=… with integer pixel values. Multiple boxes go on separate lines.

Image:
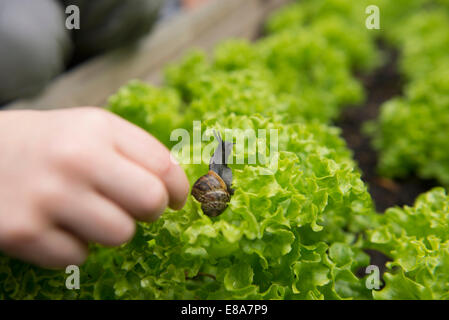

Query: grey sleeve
left=0, top=0, right=71, bottom=104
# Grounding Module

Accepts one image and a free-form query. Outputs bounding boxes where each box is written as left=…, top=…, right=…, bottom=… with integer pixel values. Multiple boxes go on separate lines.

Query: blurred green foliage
left=368, top=4, right=449, bottom=188
left=366, top=188, right=449, bottom=299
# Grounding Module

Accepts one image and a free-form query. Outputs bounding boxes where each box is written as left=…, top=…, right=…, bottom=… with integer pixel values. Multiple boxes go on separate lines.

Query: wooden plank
left=5, top=0, right=290, bottom=110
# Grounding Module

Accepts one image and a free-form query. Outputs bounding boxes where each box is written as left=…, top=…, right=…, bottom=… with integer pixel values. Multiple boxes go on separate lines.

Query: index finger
left=106, top=111, right=189, bottom=210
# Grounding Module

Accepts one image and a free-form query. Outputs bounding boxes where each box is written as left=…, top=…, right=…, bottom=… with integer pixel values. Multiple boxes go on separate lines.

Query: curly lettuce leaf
left=367, top=188, right=449, bottom=300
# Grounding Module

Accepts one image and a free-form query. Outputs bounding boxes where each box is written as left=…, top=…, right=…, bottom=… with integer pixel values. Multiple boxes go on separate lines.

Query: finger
left=106, top=111, right=189, bottom=210
left=49, top=188, right=136, bottom=246
left=89, top=153, right=169, bottom=222
left=3, top=228, right=88, bottom=269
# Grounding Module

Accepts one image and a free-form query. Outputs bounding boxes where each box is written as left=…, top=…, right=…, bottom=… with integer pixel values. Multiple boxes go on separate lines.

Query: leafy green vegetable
left=108, top=80, right=183, bottom=147
left=166, top=29, right=365, bottom=124
left=367, top=6, right=449, bottom=187
left=367, top=64, right=449, bottom=186
left=256, top=29, right=365, bottom=110
left=266, top=0, right=382, bottom=72
left=386, top=10, right=449, bottom=80
left=367, top=188, right=449, bottom=300
left=165, top=0, right=380, bottom=125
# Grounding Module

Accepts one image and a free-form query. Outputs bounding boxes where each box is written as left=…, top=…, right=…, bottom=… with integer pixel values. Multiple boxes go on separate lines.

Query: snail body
left=191, top=131, right=234, bottom=217
left=192, top=170, right=231, bottom=217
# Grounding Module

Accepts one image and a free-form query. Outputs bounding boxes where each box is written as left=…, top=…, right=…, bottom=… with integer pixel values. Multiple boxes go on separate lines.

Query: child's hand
left=0, top=108, right=189, bottom=268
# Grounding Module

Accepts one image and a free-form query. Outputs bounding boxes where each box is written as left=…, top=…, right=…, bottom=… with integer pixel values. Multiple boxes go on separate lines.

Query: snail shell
left=191, top=170, right=231, bottom=217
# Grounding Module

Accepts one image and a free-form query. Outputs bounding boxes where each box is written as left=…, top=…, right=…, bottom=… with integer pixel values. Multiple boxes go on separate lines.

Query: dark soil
left=338, top=44, right=440, bottom=278
left=336, top=44, right=438, bottom=213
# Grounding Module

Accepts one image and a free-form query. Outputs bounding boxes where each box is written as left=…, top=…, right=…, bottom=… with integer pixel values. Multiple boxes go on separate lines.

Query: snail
left=191, top=131, right=234, bottom=217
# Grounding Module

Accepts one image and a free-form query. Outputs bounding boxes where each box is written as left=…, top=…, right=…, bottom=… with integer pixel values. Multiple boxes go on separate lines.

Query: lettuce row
left=165, top=36, right=361, bottom=124
left=367, top=64, right=449, bottom=185
left=165, top=5, right=379, bottom=124
left=255, top=30, right=365, bottom=111
left=358, top=1, right=449, bottom=297
left=367, top=4, right=449, bottom=187
left=265, top=0, right=382, bottom=73
left=366, top=188, right=449, bottom=299
left=384, top=9, right=449, bottom=80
